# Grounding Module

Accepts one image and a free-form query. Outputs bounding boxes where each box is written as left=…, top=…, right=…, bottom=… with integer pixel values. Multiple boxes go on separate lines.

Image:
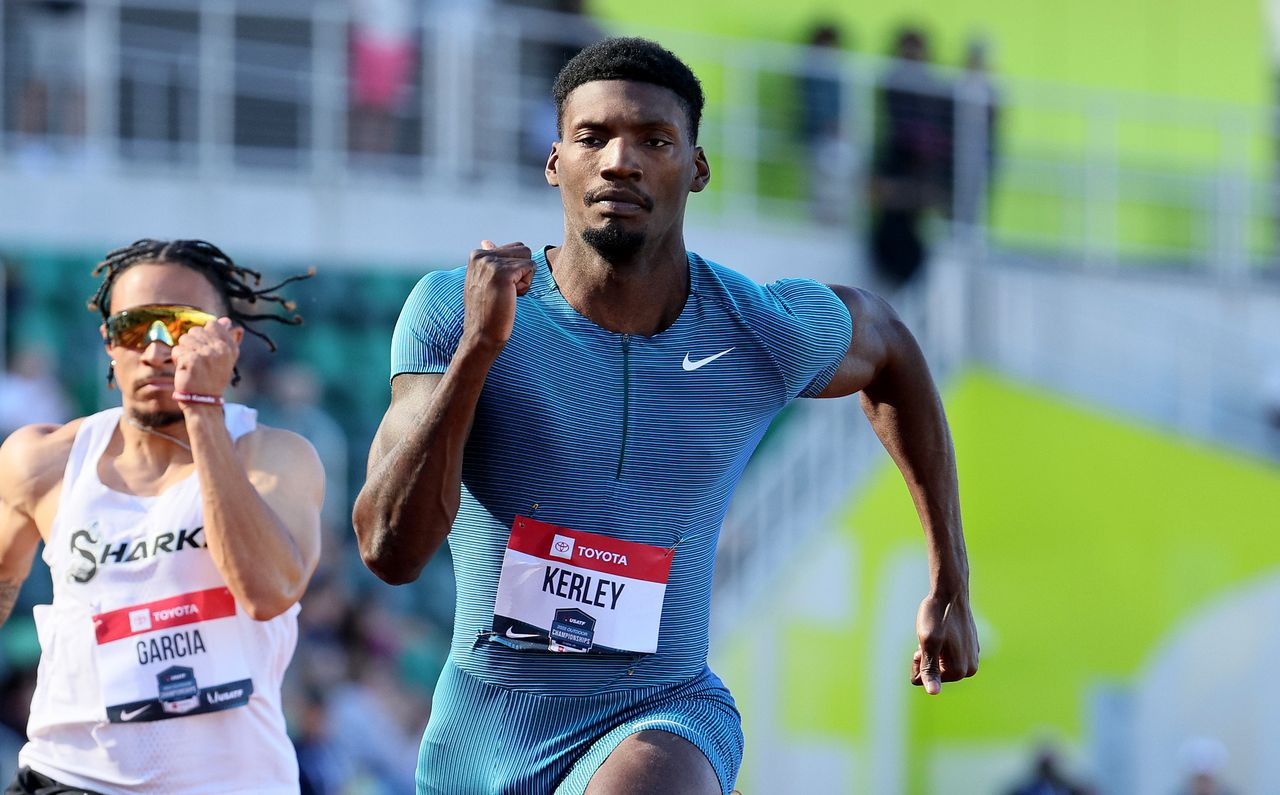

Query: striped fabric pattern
left=390, top=246, right=852, bottom=696
left=417, top=661, right=744, bottom=794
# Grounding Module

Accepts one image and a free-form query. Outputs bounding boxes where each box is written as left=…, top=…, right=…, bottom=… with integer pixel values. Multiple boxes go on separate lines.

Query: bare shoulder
left=815, top=284, right=904, bottom=398
left=0, top=419, right=84, bottom=508
left=824, top=283, right=894, bottom=320
left=236, top=425, right=322, bottom=472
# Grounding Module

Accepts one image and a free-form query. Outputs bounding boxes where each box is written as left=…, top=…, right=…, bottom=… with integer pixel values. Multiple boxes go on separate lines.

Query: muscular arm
left=0, top=499, right=39, bottom=625
left=0, top=424, right=74, bottom=626
left=352, top=345, right=497, bottom=584
left=353, top=242, right=532, bottom=585
left=819, top=284, right=978, bottom=692
left=185, top=408, right=323, bottom=620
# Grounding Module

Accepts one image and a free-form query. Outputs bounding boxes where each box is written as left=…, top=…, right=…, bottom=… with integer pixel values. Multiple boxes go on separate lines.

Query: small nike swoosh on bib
left=119, top=705, right=150, bottom=721
left=682, top=347, right=735, bottom=371
left=505, top=628, right=542, bottom=639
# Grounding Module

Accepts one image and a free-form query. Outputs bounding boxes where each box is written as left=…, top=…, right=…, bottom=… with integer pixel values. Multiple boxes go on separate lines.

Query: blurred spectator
left=1264, top=363, right=1280, bottom=458
left=1175, top=737, right=1236, bottom=795
left=0, top=346, right=72, bottom=438
left=0, top=667, right=39, bottom=787
left=290, top=571, right=433, bottom=794
left=868, top=27, right=952, bottom=290
left=952, top=35, right=1001, bottom=227
left=14, top=1, right=86, bottom=161
left=1005, top=745, right=1092, bottom=795
left=349, top=0, right=417, bottom=157
left=294, top=687, right=354, bottom=795
left=261, top=363, right=350, bottom=534
left=500, top=0, right=603, bottom=175
left=796, top=21, right=856, bottom=225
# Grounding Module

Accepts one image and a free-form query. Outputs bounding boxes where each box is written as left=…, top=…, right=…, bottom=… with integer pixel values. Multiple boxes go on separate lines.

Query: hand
left=172, top=317, right=239, bottom=399
left=911, top=591, right=979, bottom=695
left=461, top=240, right=534, bottom=357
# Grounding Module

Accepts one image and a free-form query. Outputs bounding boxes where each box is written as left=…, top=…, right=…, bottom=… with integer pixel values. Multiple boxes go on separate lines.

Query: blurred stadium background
left=1, top=1, right=1279, bottom=793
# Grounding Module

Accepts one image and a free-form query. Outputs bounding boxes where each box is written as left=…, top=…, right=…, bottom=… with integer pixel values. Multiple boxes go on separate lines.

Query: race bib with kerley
left=92, top=587, right=254, bottom=723
left=492, top=516, right=674, bottom=654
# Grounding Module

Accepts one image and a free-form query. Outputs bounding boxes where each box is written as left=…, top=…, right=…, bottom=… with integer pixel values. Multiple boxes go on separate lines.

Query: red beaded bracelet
left=173, top=391, right=224, bottom=406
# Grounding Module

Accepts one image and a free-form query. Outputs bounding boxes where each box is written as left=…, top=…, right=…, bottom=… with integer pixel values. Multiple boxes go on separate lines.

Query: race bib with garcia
left=92, top=587, right=254, bottom=723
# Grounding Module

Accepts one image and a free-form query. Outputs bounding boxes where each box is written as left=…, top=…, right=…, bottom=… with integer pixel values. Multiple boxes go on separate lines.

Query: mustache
left=583, top=187, right=654, bottom=211
left=132, top=373, right=176, bottom=391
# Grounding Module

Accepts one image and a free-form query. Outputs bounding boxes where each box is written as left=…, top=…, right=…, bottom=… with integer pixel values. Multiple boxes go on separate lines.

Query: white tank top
left=19, top=405, right=301, bottom=795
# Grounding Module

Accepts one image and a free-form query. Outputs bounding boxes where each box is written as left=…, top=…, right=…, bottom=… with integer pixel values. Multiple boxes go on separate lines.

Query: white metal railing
left=2, top=1, right=1278, bottom=276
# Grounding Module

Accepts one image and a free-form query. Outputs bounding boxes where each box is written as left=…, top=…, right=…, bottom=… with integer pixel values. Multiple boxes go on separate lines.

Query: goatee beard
left=131, top=408, right=185, bottom=430
left=581, top=222, right=645, bottom=262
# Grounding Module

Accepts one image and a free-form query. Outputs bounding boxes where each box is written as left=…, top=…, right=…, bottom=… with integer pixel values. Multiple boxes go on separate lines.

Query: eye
left=575, top=135, right=604, bottom=147
left=646, top=138, right=671, bottom=148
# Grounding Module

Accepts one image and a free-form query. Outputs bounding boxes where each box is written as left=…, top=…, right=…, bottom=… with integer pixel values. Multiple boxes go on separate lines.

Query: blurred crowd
left=3, top=0, right=1000, bottom=295
left=792, top=21, right=1000, bottom=295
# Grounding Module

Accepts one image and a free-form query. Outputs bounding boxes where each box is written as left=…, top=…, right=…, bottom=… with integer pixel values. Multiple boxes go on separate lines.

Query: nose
left=139, top=338, right=173, bottom=367
left=599, top=138, right=642, bottom=181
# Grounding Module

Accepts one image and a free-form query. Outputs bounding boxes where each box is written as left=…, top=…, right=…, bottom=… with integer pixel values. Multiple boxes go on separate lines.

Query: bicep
left=0, top=426, right=65, bottom=584
left=245, top=431, right=324, bottom=576
left=369, top=372, right=447, bottom=466
left=0, top=498, right=41, bottom=586
left=815, top=284, right=893, bottom=398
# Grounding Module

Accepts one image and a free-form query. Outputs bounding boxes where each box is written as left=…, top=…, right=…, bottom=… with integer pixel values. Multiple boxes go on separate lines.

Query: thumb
left=480, top=240, right=496, bottom=250
left=919, top=648, right=942, bottom=695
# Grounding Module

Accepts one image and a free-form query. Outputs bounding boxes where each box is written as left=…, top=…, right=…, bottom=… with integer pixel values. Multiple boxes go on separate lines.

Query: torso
left=393, top=247, right=852, bottom=695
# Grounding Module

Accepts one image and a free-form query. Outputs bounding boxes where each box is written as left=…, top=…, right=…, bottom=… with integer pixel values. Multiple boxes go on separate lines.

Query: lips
left=135, top=376, right=176, bottom=393
left=585, top=187, right=653, bottom=212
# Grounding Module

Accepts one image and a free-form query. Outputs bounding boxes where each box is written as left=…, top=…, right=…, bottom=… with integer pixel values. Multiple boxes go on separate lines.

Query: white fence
left=2, top=0, right=1278, bottom=275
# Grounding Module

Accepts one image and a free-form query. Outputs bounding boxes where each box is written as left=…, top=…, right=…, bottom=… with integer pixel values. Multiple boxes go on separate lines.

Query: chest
left=50, top=477, right=212, bottom=596
left=472, top=306, right=788, bottom=486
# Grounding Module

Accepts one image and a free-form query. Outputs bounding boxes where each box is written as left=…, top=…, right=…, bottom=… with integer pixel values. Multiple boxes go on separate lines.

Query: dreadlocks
left=88, top=238, right=313, bottom=353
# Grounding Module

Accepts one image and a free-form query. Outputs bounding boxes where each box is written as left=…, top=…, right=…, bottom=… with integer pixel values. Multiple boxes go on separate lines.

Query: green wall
left=590, top=0, right=1269, bottom=106
left=717, top=371, right=1280, bottom=793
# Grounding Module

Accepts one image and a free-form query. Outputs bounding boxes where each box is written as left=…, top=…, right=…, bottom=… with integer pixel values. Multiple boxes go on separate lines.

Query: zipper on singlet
left=616, top=334, right=631, bottom=479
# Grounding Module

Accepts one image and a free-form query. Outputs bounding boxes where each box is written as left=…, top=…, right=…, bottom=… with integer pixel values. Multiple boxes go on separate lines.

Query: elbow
left=352, top=491, right=449, bottom=586
left=352, top=516, right=430, bottom=586
left=241, top=593, right=297, bottom=622
left=361, top=547, right=426, bottom=586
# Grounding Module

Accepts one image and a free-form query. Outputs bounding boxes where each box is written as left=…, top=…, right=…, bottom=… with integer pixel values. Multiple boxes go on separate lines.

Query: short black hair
left=552, top=37, right=705, bottom=143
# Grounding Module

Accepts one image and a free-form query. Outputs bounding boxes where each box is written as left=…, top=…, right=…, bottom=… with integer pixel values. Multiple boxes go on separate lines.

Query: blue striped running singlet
left=390, top=246, right=852, bottom=792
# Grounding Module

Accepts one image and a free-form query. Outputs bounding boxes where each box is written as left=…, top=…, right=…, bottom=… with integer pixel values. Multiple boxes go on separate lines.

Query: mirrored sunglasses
left=105, top=304, right=217, bottom=350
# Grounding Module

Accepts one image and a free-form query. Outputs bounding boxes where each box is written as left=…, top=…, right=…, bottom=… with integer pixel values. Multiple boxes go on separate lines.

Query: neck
left=120, top=412, right=192, bottom=460
left=550, top=232, right=690, bottom=336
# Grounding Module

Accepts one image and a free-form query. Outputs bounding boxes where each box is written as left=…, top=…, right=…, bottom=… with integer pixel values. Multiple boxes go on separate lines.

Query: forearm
left=353, top=344, right=496, bottom=584
left=0, top=578, right=20, bottom=626
left=185, top=407, right=307, bottom=619
left=860, top=321, right=968, bottom=596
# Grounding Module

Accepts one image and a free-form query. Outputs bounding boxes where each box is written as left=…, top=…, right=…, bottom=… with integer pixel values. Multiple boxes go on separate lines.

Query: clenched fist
left=172, top=316, right=241, bottom=400
left=462, top=240, right=535, bottom=357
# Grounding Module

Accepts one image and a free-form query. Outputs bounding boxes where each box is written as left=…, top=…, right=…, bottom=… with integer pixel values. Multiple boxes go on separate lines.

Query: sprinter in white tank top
left=0, top=240, right=323, bottom=795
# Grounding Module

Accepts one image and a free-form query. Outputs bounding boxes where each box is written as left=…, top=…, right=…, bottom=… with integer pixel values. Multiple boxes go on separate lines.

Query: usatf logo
left=550, top=534, right=575, bottom=560
left=68, top=525, right=206, bottom=584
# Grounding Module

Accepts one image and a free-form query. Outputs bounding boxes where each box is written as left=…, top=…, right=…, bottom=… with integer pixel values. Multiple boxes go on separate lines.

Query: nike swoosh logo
left=505, top=628, right=542, bottom=639
left=118, top=704, right=150, bottom=721
left=682, top=347, right=735, bottom=372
